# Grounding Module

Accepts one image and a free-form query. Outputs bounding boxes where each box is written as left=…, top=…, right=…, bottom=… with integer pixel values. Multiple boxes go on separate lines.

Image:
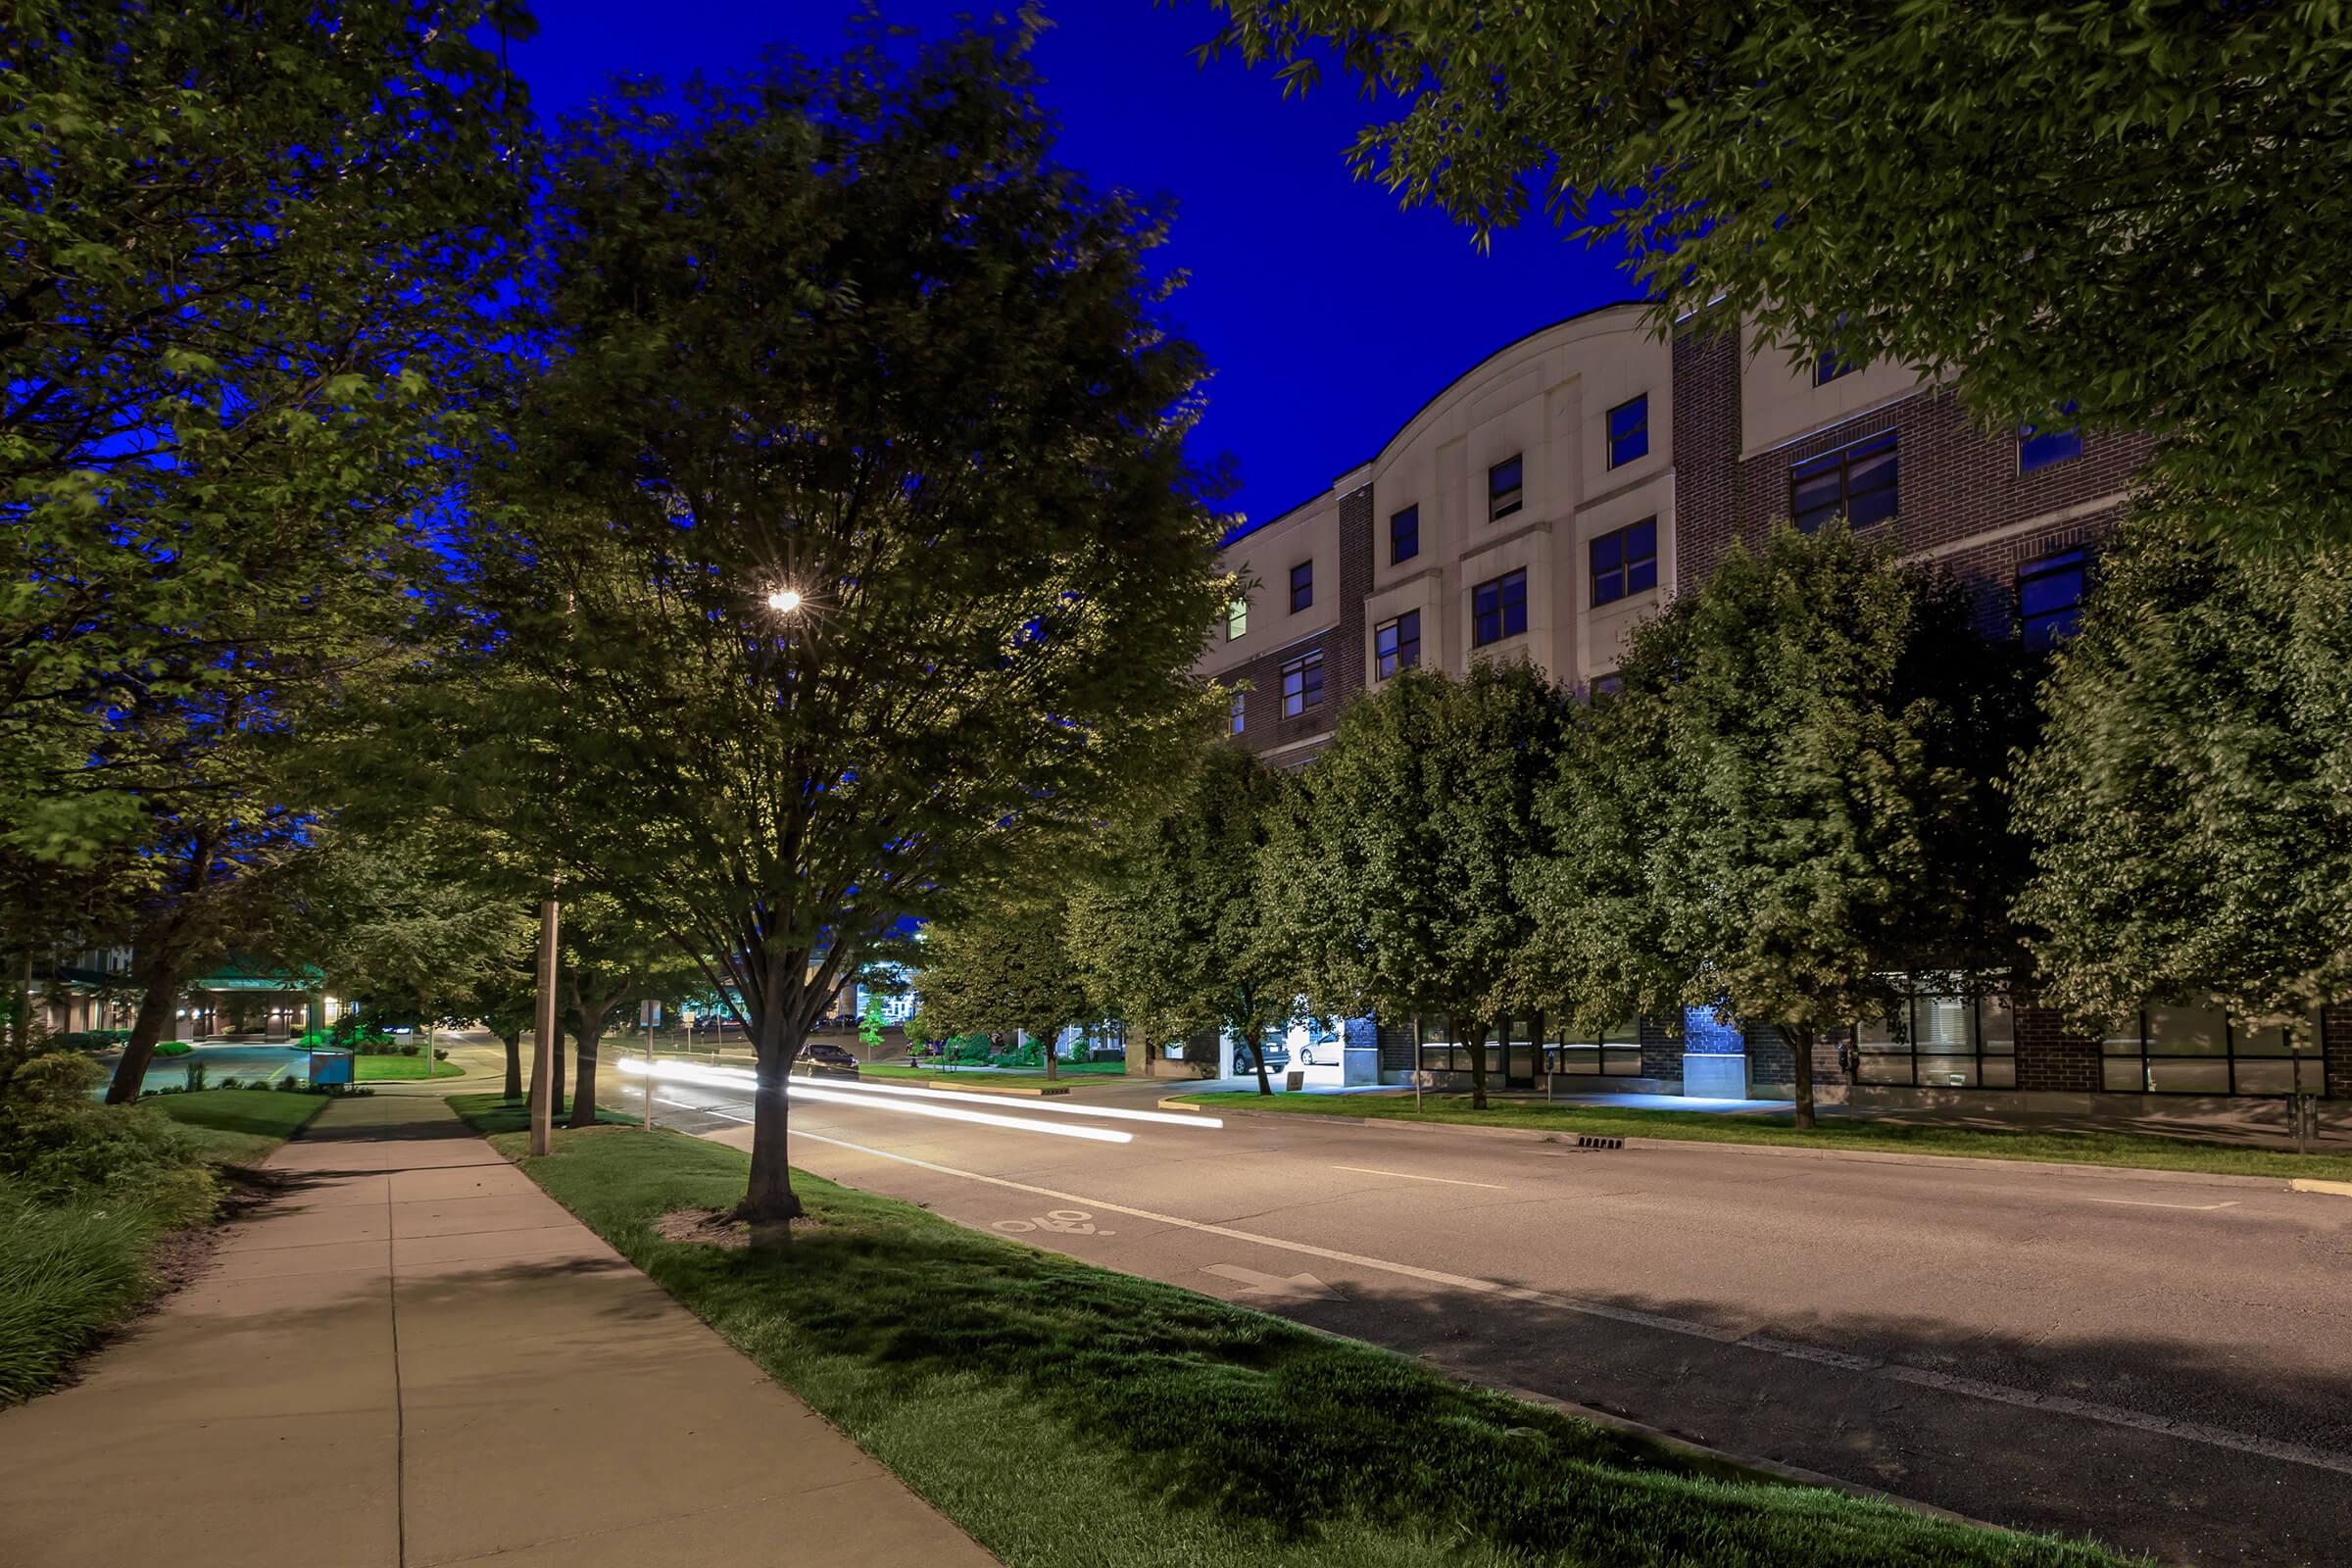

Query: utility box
left=309, top=1051, right=355, bottom=1088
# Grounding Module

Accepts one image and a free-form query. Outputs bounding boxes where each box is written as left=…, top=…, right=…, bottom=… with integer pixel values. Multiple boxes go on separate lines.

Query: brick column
left=2016, top=1004, right=2101, bottom=1093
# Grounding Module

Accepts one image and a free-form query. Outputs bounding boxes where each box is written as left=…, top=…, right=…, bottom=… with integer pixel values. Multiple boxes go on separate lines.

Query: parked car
left=1234, top=1043, right=1289, bottom=1076
left=794, top=1042, right=860, bottom=1078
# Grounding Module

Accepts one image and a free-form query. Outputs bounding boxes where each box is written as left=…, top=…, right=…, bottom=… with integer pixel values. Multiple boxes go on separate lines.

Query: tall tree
left=1263, top=663, right=1574, bottom=1110
left=915, top=897, right=1096, bottom=1081
left=2014, top=499, right=2352, bottom=1053
left=484, top=23, right=1228, bottom=1224
left=1526, top=524, right=2028, bottom=1127
left=555, top=893, right=702, bottom=1127
left=1202, top=2, right=2352, bottom=549
left=1071, top=741, right=1301, bottom=1095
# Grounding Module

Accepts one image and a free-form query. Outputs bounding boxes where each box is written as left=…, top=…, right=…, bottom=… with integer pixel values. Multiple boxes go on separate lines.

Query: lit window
left=1590, top=518, right=1658, bottom=606
left=1229, top=691, right=1246, bottom=734
left=1789, top=430, right=1898, bottom=533
left=1472, top=568, right=1527, bottom=648
left=2019, top=548, right=2088, bottom=652
left=1607, top=395, right=1648, bottom=468
left=1226, top=599, right=1248, bottom=640
left=1489, top=456, right=1523, bottom=521
left=1375, top=611, right=1421, bottom=680
left=2020, top=404, right=2083, bottom=472
left=1280, top=651, right=1324, bottom=715
left=1390, top=505, right=1420, bottom=564
left=1289, top=561, right=1313, bottom=612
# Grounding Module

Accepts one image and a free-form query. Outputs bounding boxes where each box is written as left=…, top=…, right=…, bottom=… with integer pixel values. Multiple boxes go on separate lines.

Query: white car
left=1291, top=1037, right=1341, bottom=1068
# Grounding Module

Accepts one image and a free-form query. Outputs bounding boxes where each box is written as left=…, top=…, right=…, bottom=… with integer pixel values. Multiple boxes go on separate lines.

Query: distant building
left=1195, top=306, right=2348, bottom=1115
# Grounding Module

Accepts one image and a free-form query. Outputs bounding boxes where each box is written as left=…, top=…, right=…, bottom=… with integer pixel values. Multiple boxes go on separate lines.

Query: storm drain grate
left=1575, top=1134, right=1623, bottom=1151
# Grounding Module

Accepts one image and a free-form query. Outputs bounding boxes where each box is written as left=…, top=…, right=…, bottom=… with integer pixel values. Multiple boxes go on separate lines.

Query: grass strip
left=858, top=1061, right=1126, bottom=1083
left=449, top=1093, right=2133, bottom=1568
left=354, top=1054, right=466, bottom=1081
left=0, top=1089, right=325, bottom=1402
left=1179, top=1092, right=2350, bottom=1182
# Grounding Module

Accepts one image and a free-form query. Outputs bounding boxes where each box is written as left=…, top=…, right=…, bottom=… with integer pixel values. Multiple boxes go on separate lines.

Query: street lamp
left=766, top=587, right=802, bottom=613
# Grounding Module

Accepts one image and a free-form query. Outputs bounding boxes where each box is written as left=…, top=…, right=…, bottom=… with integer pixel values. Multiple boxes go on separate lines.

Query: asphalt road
left=633, top=1063, right=2352, bottom=1566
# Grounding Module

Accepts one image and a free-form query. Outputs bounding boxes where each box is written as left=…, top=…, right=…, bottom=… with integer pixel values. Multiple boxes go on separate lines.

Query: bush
left=152, top=1041, right=192, bottom=1058
left=398, top=1043, right=418, bottom=1056
left=54, top=1029, right=129, bottom=1053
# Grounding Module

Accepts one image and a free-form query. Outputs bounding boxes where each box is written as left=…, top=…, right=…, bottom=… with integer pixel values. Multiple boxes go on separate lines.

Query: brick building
left=1193, top=306, right=2344, bottom=1117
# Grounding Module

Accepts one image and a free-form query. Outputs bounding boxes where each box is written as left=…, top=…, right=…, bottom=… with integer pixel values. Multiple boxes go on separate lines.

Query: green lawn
left=450, top=1103, right=2132, bottom=1568
left=446, top=1094, right=638, bottom=1133
left=354, top=1054, right=466, bottom=1082
left=1178, top=1092, right=2351, bottom=1181
left=1, top=1089, right=326, bottom=1403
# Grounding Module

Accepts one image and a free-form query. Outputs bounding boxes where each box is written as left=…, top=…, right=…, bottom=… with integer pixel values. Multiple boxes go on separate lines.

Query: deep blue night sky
left=509, top=2, right=1637, bottom=532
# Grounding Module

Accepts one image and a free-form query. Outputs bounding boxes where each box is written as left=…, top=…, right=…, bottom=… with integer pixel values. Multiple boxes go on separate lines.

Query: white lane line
left=2082, top=1197, right=2240, bottom=1211
left=786, top=1081, right=1132, bottom=1145
left=791, top=1128, right=2352, bottom=1480
left=658, top=1096, right=747, bottom=1121
left=1330, top=1164, right=1507, bottom=1191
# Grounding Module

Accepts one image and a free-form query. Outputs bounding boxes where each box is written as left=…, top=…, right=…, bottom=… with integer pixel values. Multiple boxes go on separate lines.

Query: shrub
left=398, top=1043, right=418, bottom=1056
left=152, top=1041, right=192, bottom=1058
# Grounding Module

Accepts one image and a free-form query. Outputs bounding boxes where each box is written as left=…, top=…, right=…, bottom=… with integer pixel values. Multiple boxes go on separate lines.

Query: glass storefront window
left=2102, top=1005, right=2328, bottom=1096
left=1851, top=977, right=2017, bottom=1089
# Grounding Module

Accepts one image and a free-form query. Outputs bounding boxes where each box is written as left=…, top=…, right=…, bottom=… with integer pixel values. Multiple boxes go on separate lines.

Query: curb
left=917, top=1079, right=1072, bottom=1098
left=1187, top=1102, right=2335, bottom=1192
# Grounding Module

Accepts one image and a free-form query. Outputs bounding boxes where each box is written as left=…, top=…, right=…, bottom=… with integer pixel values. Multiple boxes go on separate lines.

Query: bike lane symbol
left=994, top=1207, right=1115, bottom=1237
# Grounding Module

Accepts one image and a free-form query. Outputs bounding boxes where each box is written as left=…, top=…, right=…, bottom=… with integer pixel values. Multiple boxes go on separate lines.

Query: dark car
left=794, top=1041, right=860, bottom=1078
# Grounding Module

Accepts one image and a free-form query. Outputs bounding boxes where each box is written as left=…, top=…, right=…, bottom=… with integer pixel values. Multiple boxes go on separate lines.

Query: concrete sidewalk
left=0, top=1095, right=1000, bottom=1568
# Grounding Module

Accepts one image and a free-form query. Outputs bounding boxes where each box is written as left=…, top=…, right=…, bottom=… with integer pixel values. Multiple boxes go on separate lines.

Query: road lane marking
left=623, top=1057, right=1218, bottom=1128
left=1330, top=1164, right=1507, bottom=1191
left=2082, top=1197, right=2239, bottom=1211
left=1202, top=1263, right=1340, bottom=1300
left=792, top=1128, right=2352, bottom=1480
left=660, top=1096, right=748, bottom=1121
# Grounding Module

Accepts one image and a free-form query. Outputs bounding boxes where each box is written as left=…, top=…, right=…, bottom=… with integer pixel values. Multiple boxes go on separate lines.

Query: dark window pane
left=1628, top=517, right=1656, bottom=561
left=2020, top=422, right=2084, bottom=472
left=1489, top=456, right=1523, bottom=519
left=1397, top=610, right=1420, bottom=670
left=1628, top=557, right=1657, bottom=595
left=1592, top=532, right=1622, bottom=573
left=1391, top=505, right=1419, bottom=564
left=1290, top=561, right=1312, bottom=612
left=1608, top=395, right=1648, bottom=467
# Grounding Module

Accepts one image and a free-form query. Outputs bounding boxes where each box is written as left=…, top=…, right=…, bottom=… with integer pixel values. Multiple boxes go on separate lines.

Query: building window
left=1607, top=395, right=1648, bottom=468
left=1489, top=456, right=1523, bottom=521
left=1546, top=1017, right=1642, bottom=1078
left=2101, top=1004, right=2326, bottom=1096
left=1390, top=505, right=1420, bottom=564
left=1472, top=567, right=1528, bottom=648
left=1289, top=561, right=1313, bottom=612
left=2019, top=548, right=2087, bottom=652
left=1225, top=598, right=1248, bottom=641
left=1852, top=978, right=2017, bottom=1089
left=1815, top=348, right=1854, bottom=385
left=1789, top=429, right=1898, bottom=533
left=1229, top=691, right=1246, bottom=734
left=1280, top=651, right=1324, bottom=716
left=2019, top=404, right=2083, bottom=472
left=1588, top=672, right=1624, bottom=704
left=1590, top=517, right=1658, bottom=606
left=1374, top=610, right=1420, bottom=680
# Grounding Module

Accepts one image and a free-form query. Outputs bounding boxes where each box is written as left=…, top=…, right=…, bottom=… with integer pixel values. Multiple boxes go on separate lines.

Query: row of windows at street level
left=1408, top=988, right=2332, bottom=1097
left=1225, top=419, right=2094, bottom=669
left=1235, top=531, right=2087, bottom=732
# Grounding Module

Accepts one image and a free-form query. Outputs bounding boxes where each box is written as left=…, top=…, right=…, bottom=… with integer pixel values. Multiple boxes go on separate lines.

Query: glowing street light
left=766, top=587, right=803, bottom=613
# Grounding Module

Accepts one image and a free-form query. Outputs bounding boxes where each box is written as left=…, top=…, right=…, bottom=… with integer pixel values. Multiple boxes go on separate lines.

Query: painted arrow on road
left=1201, top=1263, right=1342, bottom=1301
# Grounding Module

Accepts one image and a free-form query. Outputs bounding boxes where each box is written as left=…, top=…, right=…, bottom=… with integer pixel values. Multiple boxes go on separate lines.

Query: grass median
left=1, top=1087, right=327, bottom=1403
left=1176, top=1092, right=2351, bottom=1181
left=449, top=1093, right=2133, bottom=1568
left=354, top=1054, right=465, bottom=1081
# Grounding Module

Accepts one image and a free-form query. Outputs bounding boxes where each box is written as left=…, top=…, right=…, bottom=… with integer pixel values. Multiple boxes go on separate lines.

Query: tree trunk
left=1788, top=1021, right=1817, bottom=1130
left=1464, top=1015, right=1491, bottom=1111
left=738, top=986, right=805, bottom=1231
left=502, top=1028, right=523, bottom=1101
left=567, top=1008, right=603, bottom=1129
left=1043, top=1027, right=1058, bottom=1081
left=1249, top=1023, right=1273, bottom=1095
left=105, top=955, right=183, bottom=1104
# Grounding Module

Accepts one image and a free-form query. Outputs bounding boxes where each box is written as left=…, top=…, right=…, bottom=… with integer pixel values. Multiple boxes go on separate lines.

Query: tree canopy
left=1525, top=524, right=2027, bottom=1126
left=2015, top=500, right=2352, bottom=1039
left=1071, top=740, right=1302, bottom=1094
left=914, top=896, right=1096, bottom=1080
left=1204, top=0, right=2352, bottom=549
left=1265, top=662, right=1574, bottom=1108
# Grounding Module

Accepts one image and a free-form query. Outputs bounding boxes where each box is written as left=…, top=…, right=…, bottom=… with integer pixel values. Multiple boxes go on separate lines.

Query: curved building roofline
left=1220, top=297, right=1650, bottom=548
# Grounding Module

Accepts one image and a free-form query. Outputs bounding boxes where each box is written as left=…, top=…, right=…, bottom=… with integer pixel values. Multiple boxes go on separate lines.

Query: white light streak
left=620, top=1057, right=1132, bottom=1145
left=618, top=1056, right=1220, bottom=1129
